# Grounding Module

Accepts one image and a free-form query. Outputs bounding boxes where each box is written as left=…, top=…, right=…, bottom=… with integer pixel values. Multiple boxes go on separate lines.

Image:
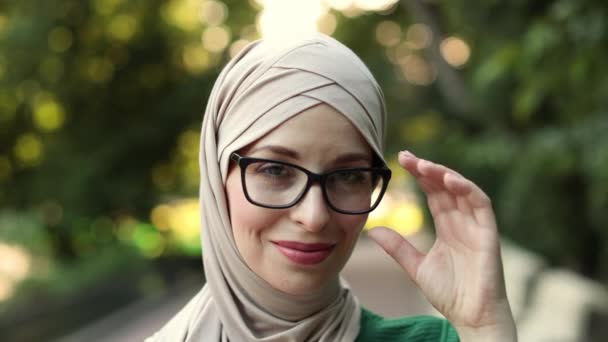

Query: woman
left=148, top=34, right=517, bottom=341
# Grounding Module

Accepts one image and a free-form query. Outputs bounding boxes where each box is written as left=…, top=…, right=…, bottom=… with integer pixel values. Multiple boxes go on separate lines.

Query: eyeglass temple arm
left=230, top=153, right=241, bottom=163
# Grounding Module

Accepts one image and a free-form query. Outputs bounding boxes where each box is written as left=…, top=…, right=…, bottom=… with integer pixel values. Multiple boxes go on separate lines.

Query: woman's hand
left=368, top=151, right=517, bottom=341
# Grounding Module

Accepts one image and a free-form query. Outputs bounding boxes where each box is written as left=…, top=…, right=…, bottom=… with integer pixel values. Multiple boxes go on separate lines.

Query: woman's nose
left=290, top=184, right=331, bottom=233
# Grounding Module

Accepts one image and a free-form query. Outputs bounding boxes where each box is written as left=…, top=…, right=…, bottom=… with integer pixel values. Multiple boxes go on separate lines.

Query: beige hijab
left=147, top=33, right=386, bottom=342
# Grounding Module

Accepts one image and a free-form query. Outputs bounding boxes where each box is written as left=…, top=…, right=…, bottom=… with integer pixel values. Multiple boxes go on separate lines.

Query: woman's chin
left=267, top=271, right=337, bottom=296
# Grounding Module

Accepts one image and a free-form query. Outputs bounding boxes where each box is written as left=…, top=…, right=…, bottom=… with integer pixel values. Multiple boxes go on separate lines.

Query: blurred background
left=0, top=0, right=607, bottom=341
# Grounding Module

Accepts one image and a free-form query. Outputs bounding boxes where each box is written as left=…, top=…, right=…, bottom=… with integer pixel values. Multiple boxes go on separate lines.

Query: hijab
left=147, top=33, right=386, bottom=342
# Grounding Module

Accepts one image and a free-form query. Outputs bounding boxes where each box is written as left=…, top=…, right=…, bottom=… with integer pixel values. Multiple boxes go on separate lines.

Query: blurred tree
left=0, top=0, right=255, bottom=259
left=378, top=0, right=608, bottom=280
left=0, top=0, right=606, bottom=282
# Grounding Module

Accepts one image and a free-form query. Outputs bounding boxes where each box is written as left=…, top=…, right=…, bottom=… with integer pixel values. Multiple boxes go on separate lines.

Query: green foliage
left=0, top=0, right=606, bottom=292
left=0, top=210, right=147, bottom=314
left=401, top=0, right=608, bottom=279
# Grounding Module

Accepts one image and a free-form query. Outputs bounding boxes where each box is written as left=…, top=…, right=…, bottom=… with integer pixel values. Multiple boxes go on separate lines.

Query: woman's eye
left=258, top=164, right=289, bottom=177
left=336, top=171, right=364, bottom=183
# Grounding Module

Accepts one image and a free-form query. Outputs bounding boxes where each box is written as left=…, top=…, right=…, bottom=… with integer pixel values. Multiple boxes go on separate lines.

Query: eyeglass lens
left=243, top=161, right=385, bottom=213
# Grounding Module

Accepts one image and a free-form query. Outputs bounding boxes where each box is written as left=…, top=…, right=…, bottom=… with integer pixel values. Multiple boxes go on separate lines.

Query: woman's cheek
left=338, top=214, right=368, bottom=249
left=226, top=175, right=279, bottom=249
left=345, top=214, right=368, bottom=234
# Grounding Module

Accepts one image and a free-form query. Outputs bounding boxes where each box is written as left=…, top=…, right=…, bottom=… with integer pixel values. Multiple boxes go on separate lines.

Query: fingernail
left=400, top=150, right=415, bottom=157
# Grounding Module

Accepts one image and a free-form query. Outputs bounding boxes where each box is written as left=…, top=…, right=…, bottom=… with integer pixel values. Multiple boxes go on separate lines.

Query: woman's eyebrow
left=248, top=145, right=299, bottom=159
left=333, top=153, right=372, bottom=165
left=248, top=145, right=371, bottom=164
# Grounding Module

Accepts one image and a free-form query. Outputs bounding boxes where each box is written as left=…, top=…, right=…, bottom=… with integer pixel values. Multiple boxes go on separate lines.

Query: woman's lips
left=272, top=240, right=336, bottom=265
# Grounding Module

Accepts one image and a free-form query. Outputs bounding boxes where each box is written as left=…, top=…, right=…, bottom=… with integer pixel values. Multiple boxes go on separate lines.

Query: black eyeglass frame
left=230, top=152, right=392, bottom=215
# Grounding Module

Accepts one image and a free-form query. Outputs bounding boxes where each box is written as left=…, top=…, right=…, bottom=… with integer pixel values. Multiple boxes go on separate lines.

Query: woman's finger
left=444, top=171, right=496, bottom=229
left=399, top=152, right=455, bottom=193
left=418, top=177, right=442, bottom=194
left=444, top=172, right=491, bottom=208
left=398, top=151, right=497, bottom=231
left=400, top=151, right=492, bottom=210
left=398, top=151, right=422, bottom=177
left=367, top=226, right=424, bottom=281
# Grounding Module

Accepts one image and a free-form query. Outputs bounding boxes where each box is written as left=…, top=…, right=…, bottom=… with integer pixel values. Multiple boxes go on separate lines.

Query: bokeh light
left=200, top=0, right=229, bottom=26
left=81, top=57, right=115, bottom=83
left=116, top=216, right=138, bottom=242
left=150, top=199, right=201, bottom=254
left=48, top=27, right=73, bottom=53
left=375, top=20, right=401, bottom=47
left=399, top=54, right=436, bottom=86
left=182, top=44, right=210, bottom=74
left=364, top=157, right=424, bottom=236
left=400, top=111, right=443, bottom=143
left=32, top=93, right=67, bottom=132
left=386, top=41, right=411, bottom=65
left=317, top=12, right=337, bottom=35
left=114, top=216, right=167, bottom=258
left=177, top=130, right=199, bottom=159
left=150, top=205, right=172, bottom=231
left=131, top=223, right=166, bottom=258
left=93, top=0, right=123, bottom=16
left=107, top=14, right=139, bottom=42
left=440, top=36, right=471, bottom=68
left=175, top=130, right=201, bottom=189
left=406, top=23, right=432, bottom=50
left=161, top=0, right=203, bottom=32
left=240, top=24, right=259, bottom=41
left=0, top=243, right=32, bottom=302
left=201, top=26, right=231, bottom=53
left=168, top=201, right=200, bottom=242
left=115, top=216, right=166, bottom=258
left=14, top=133, right=44, bottom=167
left=0, top=14, right=8, bottom=37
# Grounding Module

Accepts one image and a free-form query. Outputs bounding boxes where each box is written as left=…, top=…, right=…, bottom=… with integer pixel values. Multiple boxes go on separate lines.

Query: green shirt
left=356, top=308, right=460, bottom=342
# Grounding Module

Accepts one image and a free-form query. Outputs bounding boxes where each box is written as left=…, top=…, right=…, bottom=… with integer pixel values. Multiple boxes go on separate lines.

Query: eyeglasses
left=230, top=153, right=391, bottom=215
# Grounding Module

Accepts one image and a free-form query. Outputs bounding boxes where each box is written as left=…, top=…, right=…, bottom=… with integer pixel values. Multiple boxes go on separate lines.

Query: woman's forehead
left=243, top=104, right=372, bottom=159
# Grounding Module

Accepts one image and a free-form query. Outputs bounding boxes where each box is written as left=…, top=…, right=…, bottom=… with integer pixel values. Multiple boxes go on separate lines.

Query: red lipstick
left=272, top=241, right=335, bottom=265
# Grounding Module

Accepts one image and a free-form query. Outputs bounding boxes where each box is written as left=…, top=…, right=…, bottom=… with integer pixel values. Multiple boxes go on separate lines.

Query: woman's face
left=225, top=104, right=373, bottom=296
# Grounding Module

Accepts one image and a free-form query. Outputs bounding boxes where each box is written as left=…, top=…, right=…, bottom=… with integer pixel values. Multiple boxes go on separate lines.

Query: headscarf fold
left=147, top=33, right=386, bottom=342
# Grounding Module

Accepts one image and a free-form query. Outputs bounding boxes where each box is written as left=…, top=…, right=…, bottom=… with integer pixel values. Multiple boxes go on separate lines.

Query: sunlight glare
left=353, top=0, right=398, bottom=11
left=0, top=243, right=32, bottom=302
left=257, top=0, right=326, bottom=50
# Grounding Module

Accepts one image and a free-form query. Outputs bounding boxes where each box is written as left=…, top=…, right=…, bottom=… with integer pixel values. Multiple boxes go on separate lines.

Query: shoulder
left=356, top=307, right=460, bottom=342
